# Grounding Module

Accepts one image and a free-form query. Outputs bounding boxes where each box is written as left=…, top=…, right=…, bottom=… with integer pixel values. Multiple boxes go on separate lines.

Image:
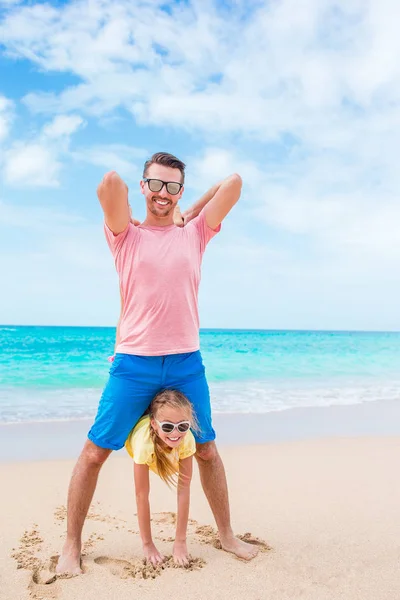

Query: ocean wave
left=210, top=379, right=400, bottom=413
left=1, top=379, right=400, bottom=423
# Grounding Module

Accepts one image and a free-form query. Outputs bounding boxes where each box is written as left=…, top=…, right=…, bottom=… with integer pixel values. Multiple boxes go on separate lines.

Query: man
left=57, top=152, right=258, bottom=574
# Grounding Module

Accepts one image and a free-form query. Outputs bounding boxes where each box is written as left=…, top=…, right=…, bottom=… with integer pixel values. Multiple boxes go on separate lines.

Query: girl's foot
left=142, top=541, right=164, bottom=567
left=173, top=540, right=190, bottom=567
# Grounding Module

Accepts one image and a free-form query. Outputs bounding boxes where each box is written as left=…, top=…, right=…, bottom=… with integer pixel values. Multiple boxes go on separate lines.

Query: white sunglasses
left=155, top=419, right=191, bottom=434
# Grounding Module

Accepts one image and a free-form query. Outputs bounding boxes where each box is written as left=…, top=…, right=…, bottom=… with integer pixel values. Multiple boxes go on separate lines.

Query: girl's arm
left=173, top=456, right=193, bottom=566
left=134, top=463, right=164, bottom=566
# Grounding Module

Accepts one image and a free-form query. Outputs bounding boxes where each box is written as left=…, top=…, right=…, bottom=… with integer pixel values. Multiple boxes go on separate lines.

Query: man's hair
left=143, top=152, right=186, bottom=183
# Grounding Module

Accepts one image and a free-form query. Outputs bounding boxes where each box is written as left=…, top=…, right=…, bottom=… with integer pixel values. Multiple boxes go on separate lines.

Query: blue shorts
left=88, top=351, right=215, bottom=450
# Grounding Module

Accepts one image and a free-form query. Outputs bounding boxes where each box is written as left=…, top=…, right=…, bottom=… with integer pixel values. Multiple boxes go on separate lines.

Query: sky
left=1, top=0, right=400, bottom=330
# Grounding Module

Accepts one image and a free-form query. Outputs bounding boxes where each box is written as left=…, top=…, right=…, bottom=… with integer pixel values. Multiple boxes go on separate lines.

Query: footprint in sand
left=152, top=512, right=272, bottom=555
left=152, top=512, right=198, bottom=542
left=94, top=555, right=205, bottom=580
left=195, top=524, right=272, bottom=553
left=28, top=555, right=60, bottom=599
left=12, top=529, right=60, bottom=600
left=95, top=556, right=161, bottom=580
left=237, top=532, right=272, bottom=552
left=153, top=511, right=177, bottom=525
left=153, top=511, right=197, bottom=527
left=11, top=527, right=83, bottom=600
left=55, top=504, right=126, bottom=530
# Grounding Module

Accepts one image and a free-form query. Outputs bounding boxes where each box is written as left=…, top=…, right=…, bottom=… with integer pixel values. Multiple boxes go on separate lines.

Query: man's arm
left=182, top=174, right=242, bottom=229
left=97, top=171, right=131, bottom=235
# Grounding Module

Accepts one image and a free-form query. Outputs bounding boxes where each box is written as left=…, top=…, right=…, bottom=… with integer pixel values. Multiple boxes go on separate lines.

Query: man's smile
left=153, top=197, right=170, bottom=207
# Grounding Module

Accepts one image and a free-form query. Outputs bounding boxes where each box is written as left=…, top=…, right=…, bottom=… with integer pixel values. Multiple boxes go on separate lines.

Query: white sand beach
left=2, top=430, right=400, bottom=600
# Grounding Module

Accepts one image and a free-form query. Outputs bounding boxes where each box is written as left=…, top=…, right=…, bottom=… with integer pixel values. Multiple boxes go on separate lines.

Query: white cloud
left=187, top=148, right=262, bottom=190
left=0, top=0, right=386, bottom=137
left=71, top=144, right=147, bottom=181
left=1, top=0, right=400, bottom=328
left=4, top=143, right=60, bottom=187
left=0, top=199, right=85, bottom=229
left=0, top=95, right=13, bottom=142
left=0, top=199, right=119, bottom=325
left=3, top=113, right=85, bottom=187
left=42, top=114, right=83, bottom=138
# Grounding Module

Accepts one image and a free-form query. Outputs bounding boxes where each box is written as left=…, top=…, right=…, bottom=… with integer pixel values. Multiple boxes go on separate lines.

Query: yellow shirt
left=125, top=416, right=196, bottom=476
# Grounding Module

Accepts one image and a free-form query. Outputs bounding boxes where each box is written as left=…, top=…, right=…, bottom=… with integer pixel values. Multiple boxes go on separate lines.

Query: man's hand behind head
left=173, top=205, right=184, bottom=227
left=129, top=204, right=141, bottom=227
left=128, top=202, right=183, bottom=227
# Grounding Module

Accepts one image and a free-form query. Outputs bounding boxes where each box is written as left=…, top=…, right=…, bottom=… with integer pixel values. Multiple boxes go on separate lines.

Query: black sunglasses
left=144, top=178, right=183, bottom=196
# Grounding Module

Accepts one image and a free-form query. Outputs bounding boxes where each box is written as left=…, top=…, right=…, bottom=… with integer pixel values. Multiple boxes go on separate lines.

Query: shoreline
left=2, top=397, right=400, bottom=462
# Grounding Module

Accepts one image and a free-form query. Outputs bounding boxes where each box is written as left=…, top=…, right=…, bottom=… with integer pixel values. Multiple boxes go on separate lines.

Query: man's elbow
left=102, top=170, right=120, bottom=189
left=227, top=173, right=242, bottom=203
left=97, top=171, right=126, bottom=203
left=229, top=173, right=242, bottom=186
left=228, top=173, right=242, bottom=194
left=97, top=171, right=115, bottom=198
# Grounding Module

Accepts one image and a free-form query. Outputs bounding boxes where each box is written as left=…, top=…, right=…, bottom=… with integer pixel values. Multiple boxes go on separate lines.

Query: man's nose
left=159, top=184, right=172, bottom=198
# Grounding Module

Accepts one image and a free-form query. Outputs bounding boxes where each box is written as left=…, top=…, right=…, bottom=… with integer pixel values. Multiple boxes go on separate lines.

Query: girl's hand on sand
left=142, top=542, right=164, bottom=567
left=173, top=540, right=190, bottom=567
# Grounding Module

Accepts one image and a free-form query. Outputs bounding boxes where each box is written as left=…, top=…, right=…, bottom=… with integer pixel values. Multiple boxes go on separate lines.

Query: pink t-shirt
left=104, top=209, right=220, bottom=356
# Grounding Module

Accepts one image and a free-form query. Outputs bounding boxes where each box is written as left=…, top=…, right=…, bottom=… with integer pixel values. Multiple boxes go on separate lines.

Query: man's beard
left=149, top=196, right=173, bottom=216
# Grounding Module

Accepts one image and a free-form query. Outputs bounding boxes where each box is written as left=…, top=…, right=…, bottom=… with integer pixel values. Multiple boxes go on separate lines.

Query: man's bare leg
left=195, top=441, right=258, bottom=560
left=56, top=440, right=112, bottom=575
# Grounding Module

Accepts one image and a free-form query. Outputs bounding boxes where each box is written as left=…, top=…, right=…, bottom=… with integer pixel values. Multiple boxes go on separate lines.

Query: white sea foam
left=210, top=379, right=400, bottom=413
left=1, top=379, right=400, bottom=423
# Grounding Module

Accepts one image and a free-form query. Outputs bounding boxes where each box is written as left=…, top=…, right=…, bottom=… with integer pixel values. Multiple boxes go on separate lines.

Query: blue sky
left=1, top=0, right=400, bottom=330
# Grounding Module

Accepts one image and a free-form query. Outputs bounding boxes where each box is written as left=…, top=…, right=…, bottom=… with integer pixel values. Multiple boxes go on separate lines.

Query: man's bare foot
left=56, top=542, right=82, bottom=575
left=220, top=534, right=259, bottom=561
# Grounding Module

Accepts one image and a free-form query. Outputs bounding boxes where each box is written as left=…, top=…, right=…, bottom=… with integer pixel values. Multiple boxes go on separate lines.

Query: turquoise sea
left=1, top=326, right=400, bottom=423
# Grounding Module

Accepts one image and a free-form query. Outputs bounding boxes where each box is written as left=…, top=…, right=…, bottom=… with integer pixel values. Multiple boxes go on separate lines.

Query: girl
left=125, top=389, right=198, bottom=567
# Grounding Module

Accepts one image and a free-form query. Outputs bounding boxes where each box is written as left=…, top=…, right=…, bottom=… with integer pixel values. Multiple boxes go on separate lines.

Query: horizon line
left=1, top=325, right=400, bottom=334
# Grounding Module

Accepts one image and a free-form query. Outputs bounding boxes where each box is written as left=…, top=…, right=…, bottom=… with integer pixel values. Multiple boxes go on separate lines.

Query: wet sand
left=2, top=398, right=400, bottom=461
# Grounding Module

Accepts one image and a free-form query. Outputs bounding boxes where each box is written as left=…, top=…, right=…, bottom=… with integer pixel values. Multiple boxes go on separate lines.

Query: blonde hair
left=149, top=389, right=198, bottom=487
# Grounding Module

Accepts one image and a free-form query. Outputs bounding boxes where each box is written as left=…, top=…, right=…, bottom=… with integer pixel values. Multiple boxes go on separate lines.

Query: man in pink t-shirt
left=57, top=152, right=258, bottom=574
